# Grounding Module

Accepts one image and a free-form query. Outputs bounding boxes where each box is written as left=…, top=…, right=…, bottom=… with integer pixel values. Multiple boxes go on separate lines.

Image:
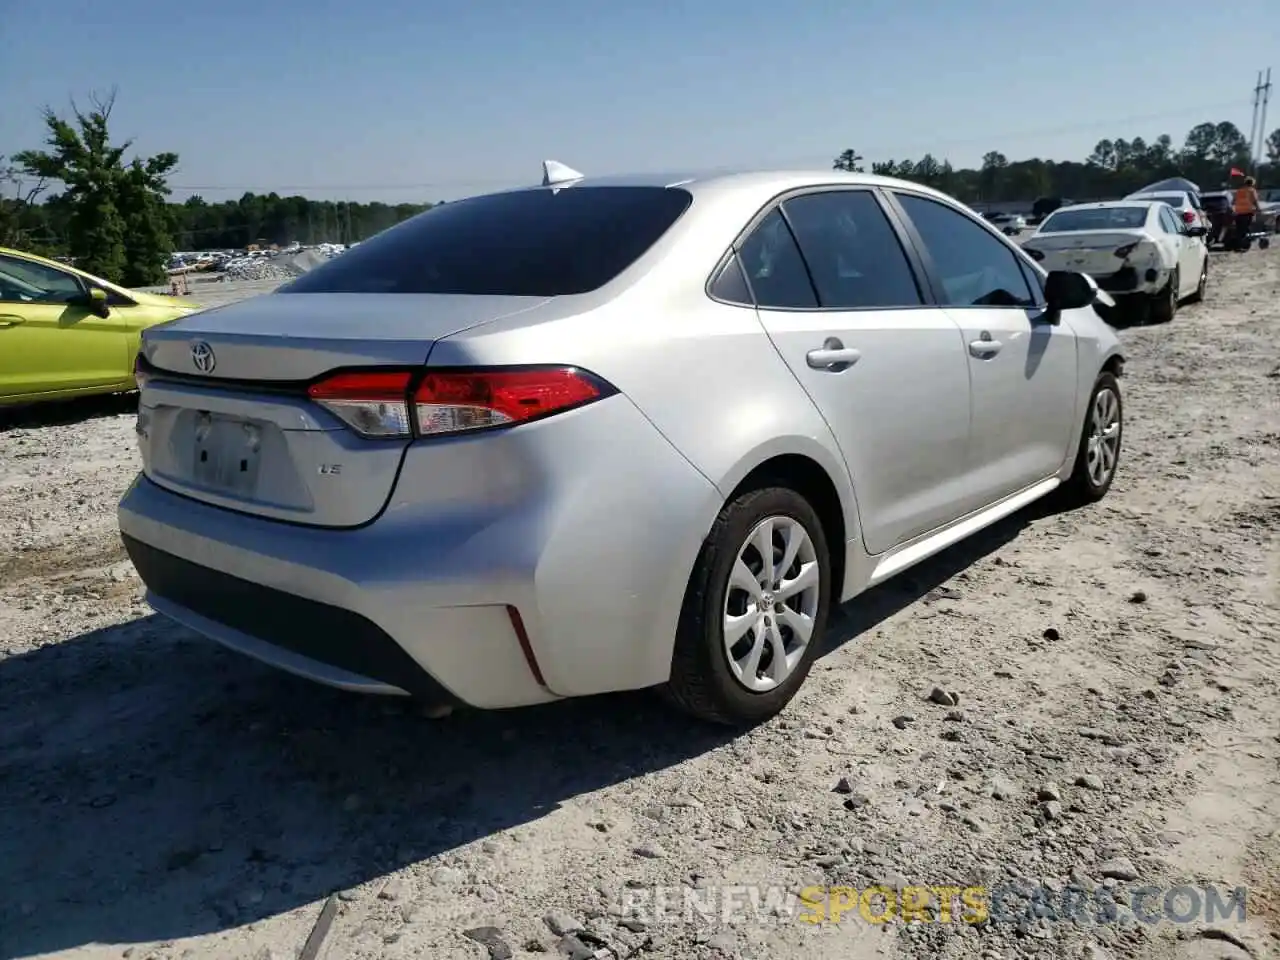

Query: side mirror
left=83, top=286, right=111, bottom=317
left=1186, top=225, right=1207, bottom=237
left=1044, top=270, right=1096, bottom=312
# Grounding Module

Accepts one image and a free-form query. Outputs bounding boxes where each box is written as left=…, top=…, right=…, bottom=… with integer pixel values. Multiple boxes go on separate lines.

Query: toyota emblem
left=190, top=341, right=216, bottom=374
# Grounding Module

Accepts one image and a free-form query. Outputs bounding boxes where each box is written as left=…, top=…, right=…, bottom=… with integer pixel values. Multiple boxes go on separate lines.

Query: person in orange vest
left=1230, top=176, right=1260, bottom=251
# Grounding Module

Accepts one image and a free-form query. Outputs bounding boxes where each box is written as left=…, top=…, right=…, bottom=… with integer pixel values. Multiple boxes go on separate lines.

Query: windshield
left=1040, top=207, right=1149, bottom=232
left=280, top=185, right=693, bottom=297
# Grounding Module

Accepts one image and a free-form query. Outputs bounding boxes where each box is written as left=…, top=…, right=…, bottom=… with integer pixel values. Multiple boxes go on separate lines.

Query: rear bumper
left=122, top=533, right=466, bottom=701
left=1094, top=266, right=1167, bottom=296
left=1094, top=267, right=1141, bottom=293
left=117, top=394, right=722, bottom=709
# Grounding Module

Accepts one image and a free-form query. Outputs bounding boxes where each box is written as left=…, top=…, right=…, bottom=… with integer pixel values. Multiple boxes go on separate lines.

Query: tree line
left=834, top=122, right=1280, bottom=203
left=3, top=90, right=1279, bottom=288
left=0, top=90, right=431, bottom=286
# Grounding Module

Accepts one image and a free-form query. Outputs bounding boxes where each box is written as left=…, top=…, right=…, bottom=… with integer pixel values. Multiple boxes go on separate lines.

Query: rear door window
left=736, top=209, right=818, bottom=309
left=281, top=186, right=692, bottom=297
left=780, top=191, right=924, bottom=308
left=708, top=252, right=753, bottom=305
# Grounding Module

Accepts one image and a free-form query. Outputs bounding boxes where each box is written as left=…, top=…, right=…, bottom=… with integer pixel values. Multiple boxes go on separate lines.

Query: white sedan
left=1021, top=201, right=1208, bottom=323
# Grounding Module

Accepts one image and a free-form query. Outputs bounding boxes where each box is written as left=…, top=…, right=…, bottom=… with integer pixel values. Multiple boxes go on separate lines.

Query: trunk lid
left=136, top=292, right=549, bottom=527
left=1024, top=231, right=1148, bottom=277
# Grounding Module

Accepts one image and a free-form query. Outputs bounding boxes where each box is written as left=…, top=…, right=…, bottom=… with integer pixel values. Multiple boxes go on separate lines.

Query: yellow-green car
left=0, top=246, right=199, bottom=406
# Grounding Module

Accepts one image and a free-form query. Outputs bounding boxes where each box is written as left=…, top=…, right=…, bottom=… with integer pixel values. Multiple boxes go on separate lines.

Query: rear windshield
left=280, top=185, right=693, bottom=297
left=1041, top=207, right=1149, bottom=232
left=1133, top=193, right=1185, bottom=207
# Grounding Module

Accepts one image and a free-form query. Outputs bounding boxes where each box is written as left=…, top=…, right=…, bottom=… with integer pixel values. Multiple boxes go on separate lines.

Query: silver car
left=118, top=164, right=1126, bottom=725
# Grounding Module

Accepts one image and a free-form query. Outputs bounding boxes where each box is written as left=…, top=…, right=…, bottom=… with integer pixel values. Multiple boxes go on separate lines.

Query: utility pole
left=1249, top=69, right=1272, bottom=172
left=1256, top=68, right=1272, bottom=170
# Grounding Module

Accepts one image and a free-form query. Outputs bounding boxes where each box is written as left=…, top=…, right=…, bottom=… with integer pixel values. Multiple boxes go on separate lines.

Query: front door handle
left=0, top=316, right=25, bottom=329
left=806, top=338, right=861, bottom=371
left=969, top=338, right=1002, bottom=358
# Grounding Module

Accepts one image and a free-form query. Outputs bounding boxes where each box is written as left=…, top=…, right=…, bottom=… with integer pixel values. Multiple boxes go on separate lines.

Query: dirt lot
left=1, top=254, right=1277, bottom=960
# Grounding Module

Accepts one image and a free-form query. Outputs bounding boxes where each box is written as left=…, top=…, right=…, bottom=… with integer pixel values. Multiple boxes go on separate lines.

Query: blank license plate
left=191, top=413, right=263, bottom=495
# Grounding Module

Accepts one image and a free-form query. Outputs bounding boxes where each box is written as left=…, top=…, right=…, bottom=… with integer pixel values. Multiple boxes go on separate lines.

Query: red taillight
left=413, top=368, right=603, bottom=437
left=1181, top=210, right=1195, bottom=224
left=307, top=370, right=415, bottom=438
left=1114, top=242, right=1137, bottom=259
left=133, top=353, right=151, bottom=390
left=306, top=366, right=608, bottom=439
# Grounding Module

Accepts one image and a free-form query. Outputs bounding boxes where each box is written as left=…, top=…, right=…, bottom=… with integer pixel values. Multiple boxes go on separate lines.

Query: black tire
left=1186, top=256, right=1207, bottom=304
left=664, top=486, right=833, bottom=725
left=1118, top=294, right=1150, bottom=326
left=1149, top=268, right=1178, bottom=323
left=1058, top=372, right=1123, bottom=506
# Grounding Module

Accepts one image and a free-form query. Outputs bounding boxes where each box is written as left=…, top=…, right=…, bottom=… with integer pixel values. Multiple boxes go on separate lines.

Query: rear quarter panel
left=429, top=249, right=864, bottom=610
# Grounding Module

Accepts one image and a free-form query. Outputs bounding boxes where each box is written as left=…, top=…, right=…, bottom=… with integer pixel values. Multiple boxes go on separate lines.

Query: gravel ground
left=1, top=254, right=1277, bottom=960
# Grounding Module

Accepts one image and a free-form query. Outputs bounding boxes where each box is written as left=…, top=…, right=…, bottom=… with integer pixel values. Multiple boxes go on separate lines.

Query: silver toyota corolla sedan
left=118, top=164, right=1125, bottom=725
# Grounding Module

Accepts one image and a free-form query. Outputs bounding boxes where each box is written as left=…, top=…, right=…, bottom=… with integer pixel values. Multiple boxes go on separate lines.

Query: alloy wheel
left=722, top=516, right=821, bottom=693
left=1086, top=387, right=1121, bottom=488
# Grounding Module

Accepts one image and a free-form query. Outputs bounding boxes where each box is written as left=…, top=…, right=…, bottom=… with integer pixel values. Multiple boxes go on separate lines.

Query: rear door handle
left=806, top=339, right=861, bottom=371
left=0, top=316, right=24, bottom=328
left=969, top=338, right=1002, bottom=358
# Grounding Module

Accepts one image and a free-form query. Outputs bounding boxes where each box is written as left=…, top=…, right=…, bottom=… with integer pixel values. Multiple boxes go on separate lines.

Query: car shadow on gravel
left=821, top=497, right=1058, bottom=649
left=0, top=498, right=1068, bottom=956
left=0, top=391, right=138, bottom=431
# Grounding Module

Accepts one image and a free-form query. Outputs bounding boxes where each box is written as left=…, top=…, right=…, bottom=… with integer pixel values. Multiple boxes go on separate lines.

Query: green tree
left=13, top=92, right=129, bottom=280
left=118, top=153, right=179, bottom=286
left=832, top=149, right=864, bottom=172
left=0, top=155, right=50, bottom=250
left=13, top=90, right=177, bottom=284
left=1265, top=128, right=1280, bottom=165
left=979, top=151, right=1008, bottom=198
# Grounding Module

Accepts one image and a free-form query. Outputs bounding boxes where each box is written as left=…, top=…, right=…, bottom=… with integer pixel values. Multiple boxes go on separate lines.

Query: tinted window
left=781, top=191, right=923, bottom=308
left=0, top=254, right=84, bottom=304
left=281, top=186, right=692, bottom=297
left=896, top=194, right=1034, bottom=308
left=1041, top=207, right=1149, bottom=232
left=709, top=252, right=753, bottom=305
left=737, top=209, right=818, bottom=309
left=1158, top=207, right=1179, bottom=233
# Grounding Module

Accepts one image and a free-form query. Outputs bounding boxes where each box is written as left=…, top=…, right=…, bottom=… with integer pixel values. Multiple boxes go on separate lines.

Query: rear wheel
left=1059, top=372, right=1122, bottom=506
left=1149, top=268, right=1179, bottom=323
left=664, top=487, right=832, bottom=725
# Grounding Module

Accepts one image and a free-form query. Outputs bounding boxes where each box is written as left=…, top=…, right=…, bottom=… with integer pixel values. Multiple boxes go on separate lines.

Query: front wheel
left=664, top=487, right=832, bottom=725
left=1059, top=372, right=1123, bottom=506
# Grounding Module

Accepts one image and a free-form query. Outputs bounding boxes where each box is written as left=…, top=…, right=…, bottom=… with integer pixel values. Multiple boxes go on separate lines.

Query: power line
left=167, top=99, right=1250, bottom=194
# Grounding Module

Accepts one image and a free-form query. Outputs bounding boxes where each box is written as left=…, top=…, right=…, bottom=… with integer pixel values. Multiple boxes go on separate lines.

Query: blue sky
left=1, top=0, right=1274, bottom=203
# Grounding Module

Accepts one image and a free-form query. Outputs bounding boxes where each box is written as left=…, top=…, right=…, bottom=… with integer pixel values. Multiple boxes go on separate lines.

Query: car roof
left=0, top=244, right=131, bottom=296
left=0, top=245, right=71, bottom=271
left=1048, top=200, right=1159, bottom=213
left=490, top=167, right=969, bottom=206
left=1127, top=191, right=1188, bottom=202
